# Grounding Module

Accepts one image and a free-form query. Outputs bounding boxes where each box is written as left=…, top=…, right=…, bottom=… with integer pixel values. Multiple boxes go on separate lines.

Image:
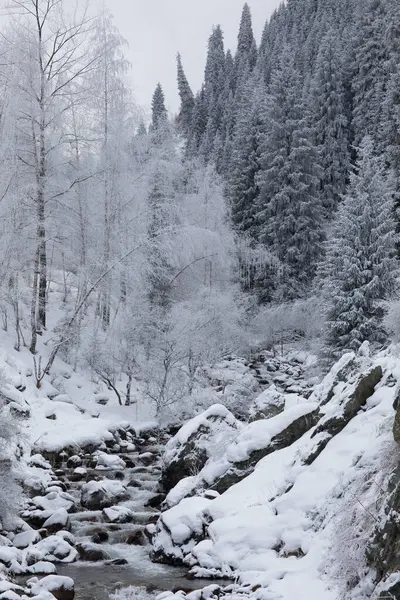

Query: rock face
left=393, top=396, right=400, bottom=445
left=367, top=466, right=400, bottom=583
left=161, top=404, right=240, bottom=493
left=152, top=352, right=391, bottom=573
left=312, top=364, right=383, bottom=439
left=213, top=404, right=320, bottom=493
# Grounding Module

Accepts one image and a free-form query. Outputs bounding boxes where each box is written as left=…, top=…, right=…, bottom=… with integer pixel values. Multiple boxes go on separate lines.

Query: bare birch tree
left=2, top=0, right=98, bottom=353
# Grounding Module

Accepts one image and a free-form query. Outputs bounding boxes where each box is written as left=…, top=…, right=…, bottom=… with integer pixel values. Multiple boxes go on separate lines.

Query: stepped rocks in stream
left=161, top=404, right=240, bottom=493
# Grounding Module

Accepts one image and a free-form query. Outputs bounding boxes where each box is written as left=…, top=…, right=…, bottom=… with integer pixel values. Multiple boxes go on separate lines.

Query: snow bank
left=154, top=353, right=396, bottom=600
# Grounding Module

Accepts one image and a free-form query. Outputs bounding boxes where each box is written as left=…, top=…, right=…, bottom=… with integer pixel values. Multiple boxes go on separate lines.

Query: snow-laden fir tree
left=233, top=3, right=257, bottom=88
left=176, top=53, right=194, bottom=137
left=256, top=49, right=324, bottom=300
left=351, top=0, right=388, bottom=148
left=323, top=136, right=398, bottom=357
left=201, top=25, right=226, bottom=157
left=311, top=28, right=350, bottom=216
left=151, top=83, right=168, bottom=130
left=229, top=73, right=266, bottom=239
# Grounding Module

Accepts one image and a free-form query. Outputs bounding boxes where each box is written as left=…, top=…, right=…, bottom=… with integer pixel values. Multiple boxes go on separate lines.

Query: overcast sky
left=102, top=0, right=282, bottom=115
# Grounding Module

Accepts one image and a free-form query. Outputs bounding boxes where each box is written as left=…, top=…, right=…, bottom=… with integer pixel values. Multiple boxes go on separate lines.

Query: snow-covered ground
left=0, top=288, right=399, bottom=600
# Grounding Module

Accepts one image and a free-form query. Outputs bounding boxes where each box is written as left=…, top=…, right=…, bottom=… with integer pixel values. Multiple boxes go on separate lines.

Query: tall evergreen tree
left=187, top=87, right=208, bottom=155
left=351, top=0, right=388, bottom=148
left=204, top=25, right=226, bottom=107
left=256, top=51, right=324, bottom=300
left=229, top=74, right=266, bottom=239
left=311, top=28, right=350, bottom=216
left=323, top=136, right=398, bottom=357
left=201, top=25, right=226, bottom=157
left=234, top=3, right=257, bottom=86
left=176, top=53, right=194, bottom=136
left=151, top=83, right=168, bottom=130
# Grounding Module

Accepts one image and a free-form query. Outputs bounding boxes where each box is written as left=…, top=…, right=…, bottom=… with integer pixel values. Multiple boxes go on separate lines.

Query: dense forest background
left=0, top=0, right=398, bottom=421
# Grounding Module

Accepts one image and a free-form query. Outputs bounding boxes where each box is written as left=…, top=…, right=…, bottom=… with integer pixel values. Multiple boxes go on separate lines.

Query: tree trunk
left=30, top=246, right=40, bottom=354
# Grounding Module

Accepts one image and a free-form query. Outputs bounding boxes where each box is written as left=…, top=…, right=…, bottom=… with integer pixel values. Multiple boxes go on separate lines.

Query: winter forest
left=0, top=0, right=398, bottom=412
left=2, top=0, right=400, bottom=599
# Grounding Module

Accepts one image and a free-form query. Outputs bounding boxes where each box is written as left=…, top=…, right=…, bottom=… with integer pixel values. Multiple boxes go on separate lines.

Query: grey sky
left=103, top=0, right=282, bottom=114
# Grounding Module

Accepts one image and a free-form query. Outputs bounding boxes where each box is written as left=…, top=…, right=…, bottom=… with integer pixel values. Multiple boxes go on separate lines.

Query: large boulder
left=151, top=497, right=210, bottom=566
left=161, top=404, right=240, bottom=493
left=43, top=509, right=71, bottom=534
left=249, top=384, right=285, bottom=421
left=29, top=575, right=75, bottom=600
left=76, top=542, right=110, bottom=562
left=80, top=480, right=128, bottom=510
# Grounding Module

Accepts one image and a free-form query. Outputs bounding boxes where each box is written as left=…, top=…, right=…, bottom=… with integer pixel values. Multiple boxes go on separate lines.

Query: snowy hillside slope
left=152, top=346, right=400, bottom=600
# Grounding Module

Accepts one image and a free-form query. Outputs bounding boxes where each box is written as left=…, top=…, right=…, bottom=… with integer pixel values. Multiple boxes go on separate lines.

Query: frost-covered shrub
left=384, top=300, right=400, bottom=343
left=0, top=401, right=21, bottom=526
left=250, top=296, right=323, bottom=354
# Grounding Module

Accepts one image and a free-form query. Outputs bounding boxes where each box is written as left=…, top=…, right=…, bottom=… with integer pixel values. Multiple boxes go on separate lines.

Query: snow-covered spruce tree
left=229, top=73, right=266, bottom=239
left=200, top=25, right=226, bottom=158
left=256, top=49, right=324, bottom=301
left=351, top=0, right=389, bottom=149
left=323, top=136, right=398, bottom=358
left=233, top=3, right=257, bottom=89
left=151, top=83, right=168, bottom=131
left=176, top=53, right=195, bottom=137
left=311, top=28, right=350, bottom=217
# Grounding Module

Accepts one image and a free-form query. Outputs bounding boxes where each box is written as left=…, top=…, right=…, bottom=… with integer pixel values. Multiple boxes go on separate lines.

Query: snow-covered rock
left=30, top=491, right=75, bottom=514
left=43, top=509, right=70, bottom=534
left=164, top=402, right=320, bottom=507
left=152, top=497, right=211, bottom=565
left=162, top=404, right=240, bottom=492
left=103, top=506, right=134, bottom=524
left=95, top=452, right=126, bottom=471
left=13, top=530, right=41, bottom=549
left=249, top=384, right=285, bottom=421
left=152, top=352, right=396, bottom=600
left=30, top=536, right=78, bottom=563
left=29, top=575, right=74, bottom=600
left=80, top=480, right=128, bottom=510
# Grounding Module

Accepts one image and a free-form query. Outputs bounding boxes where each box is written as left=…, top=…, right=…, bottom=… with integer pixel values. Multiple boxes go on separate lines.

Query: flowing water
left=41, top=437, right=226, bottom=600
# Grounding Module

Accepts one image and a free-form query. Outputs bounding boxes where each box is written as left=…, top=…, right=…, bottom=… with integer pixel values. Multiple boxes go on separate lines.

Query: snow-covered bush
left=384, top=300, right=400, bottom=343
left=0, top=400, right=21, bottom=526
left=250, top=296, right=323, bottom=355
